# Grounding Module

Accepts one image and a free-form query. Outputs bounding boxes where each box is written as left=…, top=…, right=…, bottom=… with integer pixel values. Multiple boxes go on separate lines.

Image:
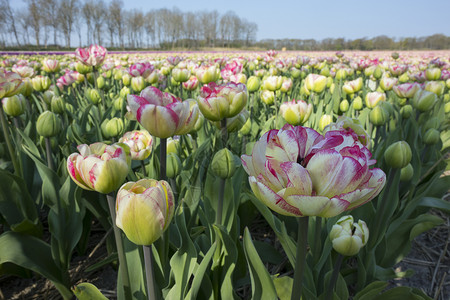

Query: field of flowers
left=0, top=47, right=449, bottom=300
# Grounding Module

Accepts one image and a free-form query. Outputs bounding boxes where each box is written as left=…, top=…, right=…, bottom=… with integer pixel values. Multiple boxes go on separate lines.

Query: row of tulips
left=0, top=46, right=449, bottom=300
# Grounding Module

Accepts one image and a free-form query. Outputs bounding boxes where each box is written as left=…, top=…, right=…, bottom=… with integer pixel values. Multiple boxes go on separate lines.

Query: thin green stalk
left=368, top=168, right=397, bottom=249
left=0, top=104, right=21, bottom=176
left=143, top=245, right=157, bottom=300
left=291, top=216, right=309, bottom=300
left=45, top=137, right=55, bottom=171
left=217, top=178, right=225, bottom=225
left=220, top=118, right=228, bottom=149
left=313, top=216, right=322, bottom=264
left=325, top=254, right=344, bottom=300
left=141, top=160, right=148, bottom=177
left=106, top=193, right=132, bottom=300
left=179, top=82, right=183, bottom=99
left=160, top=138, right=167, bottom=181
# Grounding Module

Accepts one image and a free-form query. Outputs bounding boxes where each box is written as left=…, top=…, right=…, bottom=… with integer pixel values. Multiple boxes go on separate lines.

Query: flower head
left=119, top=130, right=153, bottom=160
left=67, top=143, right=130, bottom=194
left=75, top=45, right=107, bottom=67
left=127, top=86, right=199, bottom=138
left=116, top=179, right=174, bottom=245
left=241, top=125, right=385, bottom=217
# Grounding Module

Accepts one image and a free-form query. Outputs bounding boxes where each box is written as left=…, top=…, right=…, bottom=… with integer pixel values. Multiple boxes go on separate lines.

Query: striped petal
left=285, top=194, right=350, bottom=218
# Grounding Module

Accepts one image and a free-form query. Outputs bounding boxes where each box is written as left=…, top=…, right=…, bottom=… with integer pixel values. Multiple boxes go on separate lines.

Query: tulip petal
left=285, top=194, right=350, bottom=218
left=67, top=153, right=93, bottom=191
left=280, top=162, right=312, bottom=195
left=137, top=104, right=178, bottom=138
left=249, top=176, right=301, bottom=217
left=346, top=168, right=386, bottom=209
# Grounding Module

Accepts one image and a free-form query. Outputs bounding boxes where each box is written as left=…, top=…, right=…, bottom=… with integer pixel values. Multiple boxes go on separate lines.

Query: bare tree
left=1, top=0, right=21, bottom=46
left=59, top=0, right=79, bottom=47
left=109, top=0, right=124, bottom=49
left=82, top=1, right=94, bottom=45
left=199, top=10, right=218, bottom=47
left=144, top=10, right=156, bottom=48
left=25, top=0, right=41, bottom=46
left=40, top=0, right=60, bottom=46
left=91, top=0, right=106, bottom=44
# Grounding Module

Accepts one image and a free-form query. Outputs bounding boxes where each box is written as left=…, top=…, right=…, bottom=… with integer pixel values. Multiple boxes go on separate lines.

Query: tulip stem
left=179, top=83, right=183, bottom=99
left=291, top=216, right=309, bottom=300
left=325, top=254, right=344, bottom=300
left=143, top=245, right=157, bottom=300
left=160, top=138, right=167, bottom=181
left=217, top=178, right=225, bottom=225
left=0, top=105, right=21, bottom=176
left=221, top=118, right=228, bottom=148
left=141, top=160, right=148, bottom=177
left=45, top=137, right=55, bottom=171
left=106, top=193, right=132, bottom=300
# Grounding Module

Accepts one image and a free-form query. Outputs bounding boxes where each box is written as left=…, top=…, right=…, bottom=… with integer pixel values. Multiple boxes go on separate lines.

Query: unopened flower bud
left=340, top=99, right=349, bottom=112
left=384, top=141, right=412, bottom=169
left=353, top=96, right=363, bottom=110
left=400, top=105, right=413, bottom=119
left=167, top=152, right=182, bottom=178
left=211, top=148, right=241, bottom=179
left=318, top=114, right=333, bottom=132
left=247, top=76, right=261, bottom=93
left=2, top=95, right=26, bottom=117
left=412, top=90, right=437, bottom=112
left=87, top=88, right=101, bottom=105
left=400, top=163, right=414, bottom=182
left=425, top=68, right=441, bottom=81
left=329, top=215, right=369, bottom=256
left=101, top=117, right=124, bottom=139
left=369, top=105, right=389, bottom=126
left=36, top=111, right=62, bottom=137
left=50, top=96, right=65, bottom=114
left=423, top=128, right=440, bottom=145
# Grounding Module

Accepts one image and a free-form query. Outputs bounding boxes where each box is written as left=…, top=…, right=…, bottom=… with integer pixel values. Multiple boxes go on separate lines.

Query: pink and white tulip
left=75, top=44, right=107, bottom=68
left=127, top=86, right=199, bottom=138
left=67, top=143, right=131, bottom=194
left=241, top=125, right=385, bottom=218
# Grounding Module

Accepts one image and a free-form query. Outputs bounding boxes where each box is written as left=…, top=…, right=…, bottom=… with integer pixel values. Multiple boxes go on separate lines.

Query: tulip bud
left=260, top=90, right=275, bottom=105
left=113, top=97, right=124, bottom=111
left=373, top=66, right=383, bottom=79
left=131, top=76, right=146, bottom=92
left=398, top=73, right=409, bottom=83
left=51, top=96, right=65, bottom=114
left=172, top=68, right=190, bottom=83
left=425, top=68, right=441, bottom=81
left=384, top=141, right=412, bottom=169
left=116, top=179, right=174, bottom=245
left=262, top=76, right=282, bottom=91
left=424, top=81, right=444, bottom=96
left=329, top=215, right=369, bottom=256
left=352, top=96, right=363, bottom=110
left=122, top=73, right=131, bottom=86
left=319, top=114, right=333, bottom=132
left=32, top=75, right=51, bottom=92
left=167, top=152, right=181, bottom=178
left=211, top=148, right=241, bottom=179
left=335, top=69, right=347, bottom=80
left=2, top=95, right=26, bottom=117
left=400, top=105, right=413, bottom=119
left=75, top=62, right=92, bottom=75
left=365, top=91, right=386, bottom=109
left=305, top=74, right=327, bottom=93
left=36, top=111, right=62, bottom=137
left=400, top=163, right=414, bottom=182
left=412, top=90, right=437, bottom=112
left=20, top=78, right=33, bottom=97
left=239, top=118, right=252, bottom=136
left=101, top=117, right=124, bottom=139
left=87, top=88, right=101, bottom=105
left=279, top=99, right=313, bottom=125
left=369, top=105, right=389, bottom=126
left=247, top=76, right=261, bottom=93
left=96, top=76, right=105, bottom=89
left=423, top=128, right=440, bottom=145
left=339, top=99, right=349, bottom=112
left=166, top=137, right=180, bottom=154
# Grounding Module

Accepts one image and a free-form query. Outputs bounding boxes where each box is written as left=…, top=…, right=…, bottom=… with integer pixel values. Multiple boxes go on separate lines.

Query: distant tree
left=109, top=0, right=124, bottom=48
left=59, top=0, right=79, bottom=47
left=40, top=0, right=60, bottom=46
left=25, top=0, right=41, bottom=46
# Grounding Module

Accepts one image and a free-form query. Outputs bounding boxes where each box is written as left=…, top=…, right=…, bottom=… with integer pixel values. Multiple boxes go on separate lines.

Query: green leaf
left=166, top=206, right=198, bottom=299
left=186, top=242, right=217, bottom=300
left=0, top=231, right=72, bottom=299
left=243, top=228, right=278, bottom=300
left=418, top=197, right=450, bottom=214
left=353, top=281, right=388, bottom=300
left=246, top=191, right=296, bottom=266
left=273, top=275, right=293, bottom=300
left=212, top=225, right=239, bottom=300
left=0, top=169, right=41, bottom=236
left=72, top=282, right=108, bottom=300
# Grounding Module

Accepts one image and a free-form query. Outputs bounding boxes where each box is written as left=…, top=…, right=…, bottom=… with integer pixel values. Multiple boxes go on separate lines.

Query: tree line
left=0, top=0, right=448, bottom=51
left=0, top=0, right=258, bottom=49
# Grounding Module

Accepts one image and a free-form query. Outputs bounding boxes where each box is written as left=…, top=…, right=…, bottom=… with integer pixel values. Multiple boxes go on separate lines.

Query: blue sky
left=12, top=0, right=450, bottom=41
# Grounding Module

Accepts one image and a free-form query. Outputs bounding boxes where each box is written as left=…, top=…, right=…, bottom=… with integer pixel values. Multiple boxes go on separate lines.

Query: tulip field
left=0, top=47, right=449, bottom=300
